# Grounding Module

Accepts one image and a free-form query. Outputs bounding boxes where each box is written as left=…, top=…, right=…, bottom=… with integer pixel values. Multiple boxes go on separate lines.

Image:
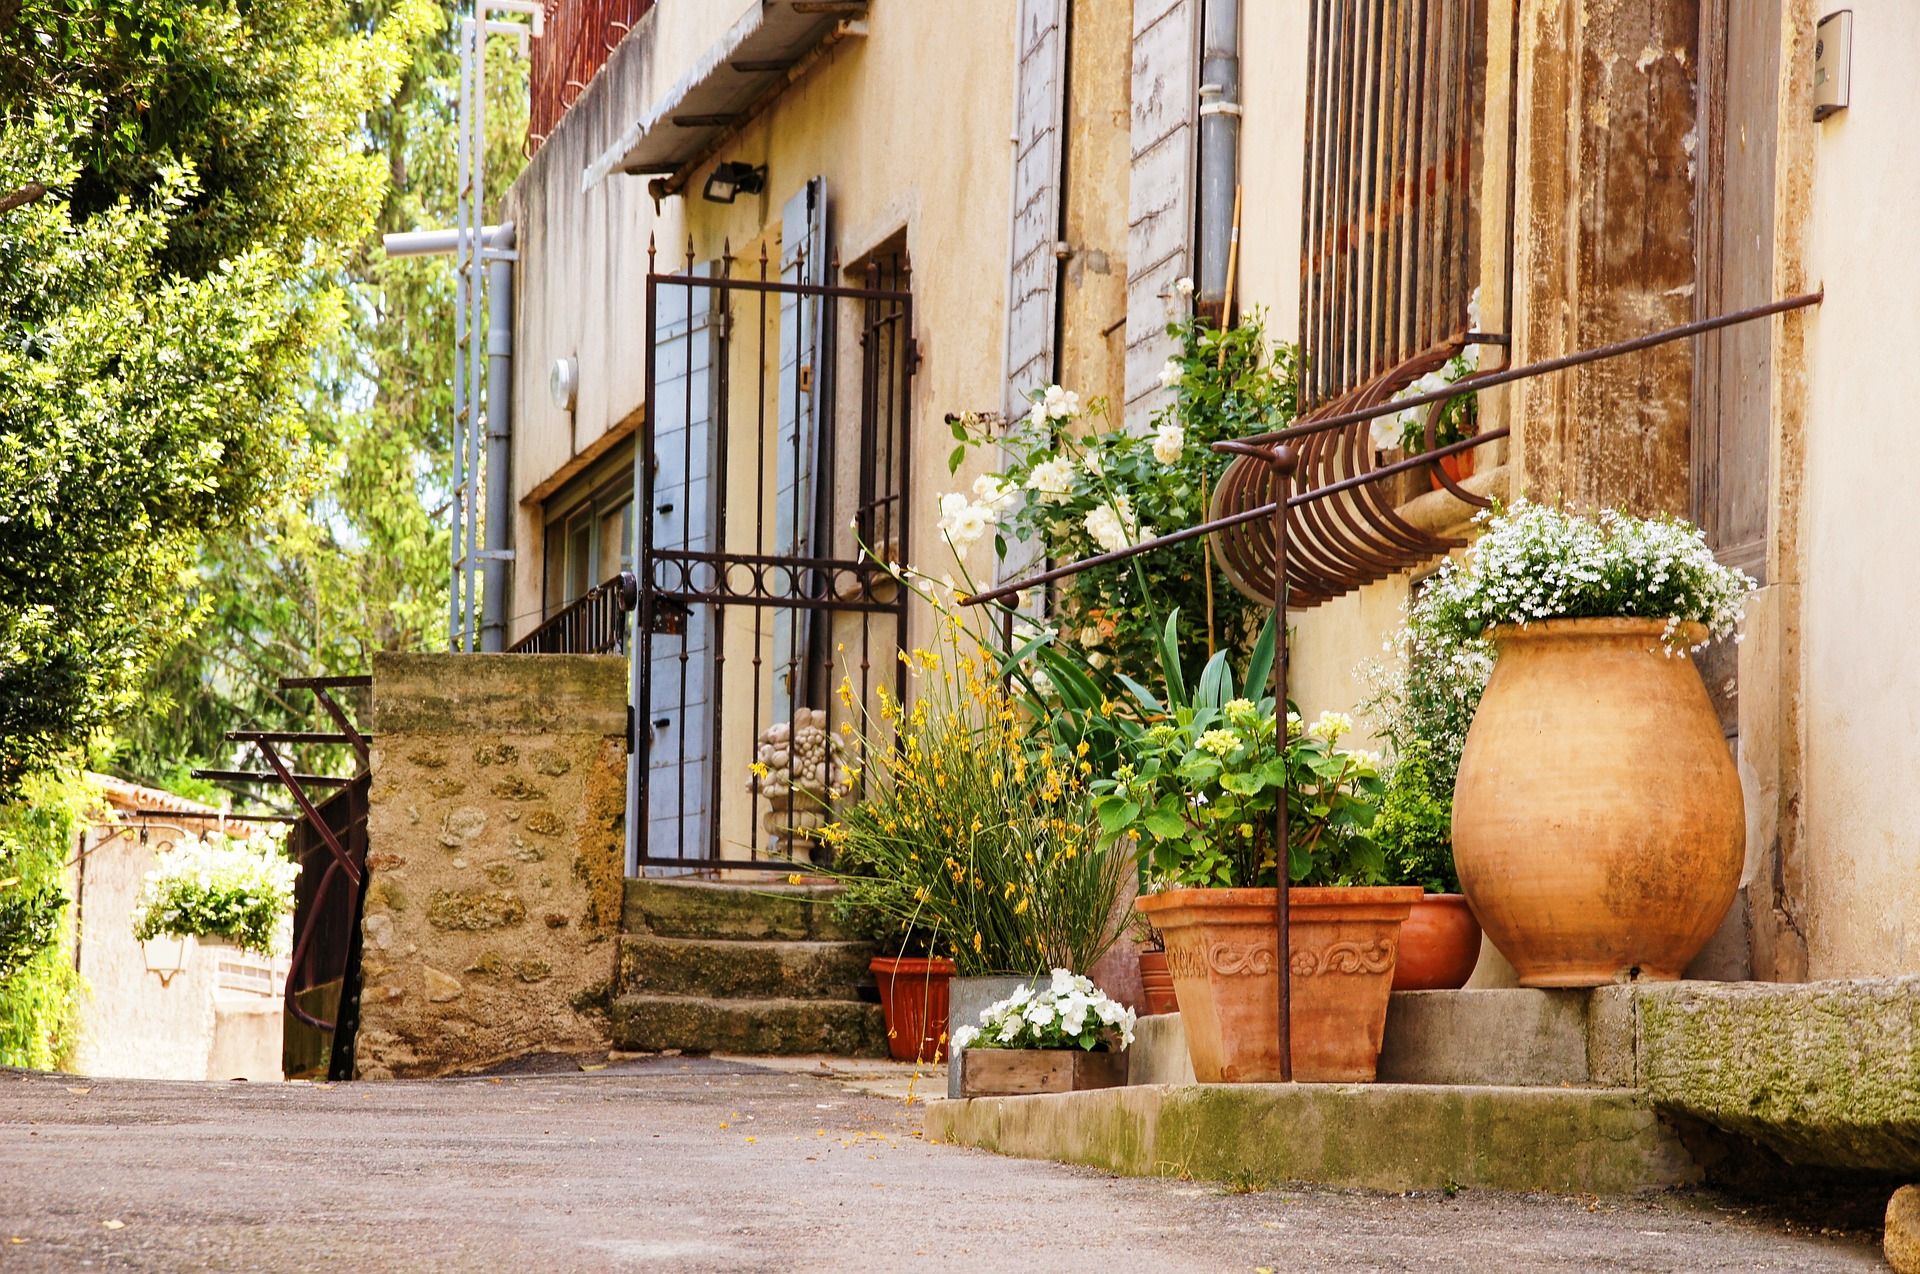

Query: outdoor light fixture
left=702, top=162, right=767, bottom=204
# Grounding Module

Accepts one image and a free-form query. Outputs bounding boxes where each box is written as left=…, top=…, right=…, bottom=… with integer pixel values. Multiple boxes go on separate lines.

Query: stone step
left=609, top=994, right=888, bottom=1057
left=1377, top=988, right=1608, bottom=1087
left=617, top=934, right=875, bottom=1000
left=926, top=1083, right=1698, bottom=1196
left=623, top=877, right=856, bottom=941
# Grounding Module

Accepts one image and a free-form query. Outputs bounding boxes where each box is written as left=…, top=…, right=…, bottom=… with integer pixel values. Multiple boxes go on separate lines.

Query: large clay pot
left=1392, top=894, right=1482, bottom=991
left=870, top=955, right=954, bottom=1063
left=1452, top=618, right=1745, bottom=987
left=1136, top=949, right=1179, bottom=1016
left=1137, top=885, right=1421, bottom=1083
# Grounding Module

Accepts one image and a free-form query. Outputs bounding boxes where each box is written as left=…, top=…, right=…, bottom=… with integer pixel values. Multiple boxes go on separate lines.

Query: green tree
left=107, top=14, right=532, bottom=788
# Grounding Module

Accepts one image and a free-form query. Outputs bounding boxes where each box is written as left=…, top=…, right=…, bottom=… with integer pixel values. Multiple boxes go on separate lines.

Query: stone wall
left=357, top=653, right=627, bottom=1078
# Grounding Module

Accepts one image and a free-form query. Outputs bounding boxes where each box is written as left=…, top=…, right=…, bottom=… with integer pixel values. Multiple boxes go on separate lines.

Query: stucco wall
left=1789, top=0, right=1920, bottom=978
left=358, top=653, right=627, bottom=1078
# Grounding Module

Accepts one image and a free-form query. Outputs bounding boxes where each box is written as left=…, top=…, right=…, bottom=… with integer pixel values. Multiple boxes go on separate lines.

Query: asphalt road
left=0, top=1061, right=1888, bottom=1273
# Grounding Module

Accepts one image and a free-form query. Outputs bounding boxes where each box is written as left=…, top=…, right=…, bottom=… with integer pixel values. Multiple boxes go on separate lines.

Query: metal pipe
left=1196, top=0, right=1242, bottom=315
left=380, top=224, right=508, bottom=257
left=482, top=222, right=517, bottom=651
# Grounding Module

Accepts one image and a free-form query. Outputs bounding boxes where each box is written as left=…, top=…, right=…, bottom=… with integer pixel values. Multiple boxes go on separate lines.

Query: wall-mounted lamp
left=702, top=162, right=767, bottom=205
left=550, top=356, right=578, bottom=412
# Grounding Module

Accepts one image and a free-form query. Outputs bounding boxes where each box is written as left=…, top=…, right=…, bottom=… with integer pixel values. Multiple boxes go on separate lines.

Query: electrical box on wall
left=1814, top=10, right=1852, bottom=122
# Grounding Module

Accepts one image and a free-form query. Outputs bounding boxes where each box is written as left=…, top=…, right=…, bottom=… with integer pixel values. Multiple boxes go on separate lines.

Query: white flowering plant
left=938, top=310, right=1298, bottom=690
left=951, top=969, right=1137, bottom=1053
left=1370, top=289, right=1487, bottom=456
left=130, top=832, right=299, bottom=957
left=1089, top=613, right=1386, bottom=890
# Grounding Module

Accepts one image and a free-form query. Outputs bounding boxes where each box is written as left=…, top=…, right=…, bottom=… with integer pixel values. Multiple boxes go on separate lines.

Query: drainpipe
left=379, top=222, right=516, bottom=652
left=481, top=222, right=516, bottom=653
left=1196, top=0, right=1241, bottom=324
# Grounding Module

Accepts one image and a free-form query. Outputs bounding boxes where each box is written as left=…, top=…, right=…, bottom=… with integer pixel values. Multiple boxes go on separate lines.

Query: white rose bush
left=951, top=969, right=1137, bottom=1053
left=130, top=832, right=299, bottom=957
left=938, top=309, right=1299, bottom=688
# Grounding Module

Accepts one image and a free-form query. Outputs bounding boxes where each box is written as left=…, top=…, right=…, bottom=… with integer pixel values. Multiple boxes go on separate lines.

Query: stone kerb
left=356, top=652, right=628, bottom=1078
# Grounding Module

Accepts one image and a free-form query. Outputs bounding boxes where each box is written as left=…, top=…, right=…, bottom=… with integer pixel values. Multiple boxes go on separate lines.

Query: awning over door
left=583, top=0, right=868, bottom=190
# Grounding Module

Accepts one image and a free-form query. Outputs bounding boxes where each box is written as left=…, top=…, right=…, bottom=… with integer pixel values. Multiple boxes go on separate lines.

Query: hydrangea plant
left=951, top=969, right=1137, bottom=1053
left=130, top=833, right=299, bottom=957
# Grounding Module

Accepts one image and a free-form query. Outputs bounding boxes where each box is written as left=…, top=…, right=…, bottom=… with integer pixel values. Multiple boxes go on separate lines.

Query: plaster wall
left=71, top=821, right=285, bottom=1082
left=358, top=653, right=627, bottom=1077
left=1787, top=0, right=1920, bottom=978
left=504, top=1, right=1023, bottom=644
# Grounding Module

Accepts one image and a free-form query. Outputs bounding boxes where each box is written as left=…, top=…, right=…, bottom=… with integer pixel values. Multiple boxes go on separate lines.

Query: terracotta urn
left=1136, top=949, right=1179, bottom=1016
left=1451, top=618, right=1745, bottom=986
left=869, top=955, right=955, bottom=1063
left=1137, top=885, right=1421, bottom=1083
left=1391, top=894, right=1482, bottom=991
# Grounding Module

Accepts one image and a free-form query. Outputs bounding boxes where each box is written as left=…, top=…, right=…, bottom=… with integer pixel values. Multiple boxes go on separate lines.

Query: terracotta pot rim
left=1484, top=617, right=1709, bottom=645
left=1415, top=892, right=1471, bottom=904
left=1139, top=885, right=1423, bottom=910
left=868, top=955, right=956, bottom=975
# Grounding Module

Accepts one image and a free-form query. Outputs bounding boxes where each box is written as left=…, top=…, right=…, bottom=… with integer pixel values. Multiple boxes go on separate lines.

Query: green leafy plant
left=949, top=970, right=1136, bottom=1052
left=940, top=309, right=1299, bottom=689
left=821, top=578, right=1135, bottom=977
left=0, top=769, right=92, bottom=1069
left=131, top=832, right=299, bottom=957
left=1089, top=614, right=1385, bottom=890
left=1372, top=741, right=1459, bottom=893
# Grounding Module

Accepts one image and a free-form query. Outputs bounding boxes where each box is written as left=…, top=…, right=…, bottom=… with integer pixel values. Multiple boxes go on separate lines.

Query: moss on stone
left=427, top=889, right=527, bottom=931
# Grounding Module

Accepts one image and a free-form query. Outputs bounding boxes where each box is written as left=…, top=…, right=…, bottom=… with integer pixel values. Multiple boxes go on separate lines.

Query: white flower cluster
left=130, top=833, right=299, bottom=957
left=1373, top=288, right=1485, bottom=451
left=1025, top=383, right=1081, bottom=429
left=950, top=968, right=1137, bottom=1052
left=1415, top=501, right=1756, bottom=652
left=936, top=473, right=1020, bottom=557
left=1083, top=494, right=1152, bottom=554
left=1151, top=421, right=1185, bottom=465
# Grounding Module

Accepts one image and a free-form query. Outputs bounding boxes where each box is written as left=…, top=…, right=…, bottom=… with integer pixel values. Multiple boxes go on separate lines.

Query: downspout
left=481, top=222, right=516, bottom=652
left=1196, top=0, right=1241, bottom=323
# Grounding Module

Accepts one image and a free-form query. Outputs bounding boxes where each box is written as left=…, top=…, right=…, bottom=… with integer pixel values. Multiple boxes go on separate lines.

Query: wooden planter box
left=959, top=1047, right=1128, bottom=1098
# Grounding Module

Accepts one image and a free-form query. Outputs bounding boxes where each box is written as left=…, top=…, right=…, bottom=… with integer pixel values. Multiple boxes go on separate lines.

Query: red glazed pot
left=1391, top=894, right=1482, bottom=991
left=870, top=955, right=955, bottom=1063
left=1137, top=949, right=1179, bottom=1016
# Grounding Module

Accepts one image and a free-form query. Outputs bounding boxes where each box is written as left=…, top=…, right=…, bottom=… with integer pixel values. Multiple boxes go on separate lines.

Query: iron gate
left=632, top=237, right=913, bottom=874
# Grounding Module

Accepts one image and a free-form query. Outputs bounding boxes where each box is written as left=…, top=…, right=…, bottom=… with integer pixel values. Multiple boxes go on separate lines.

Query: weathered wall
left=1508, top=0, right=1699, bottom=515
left=1775, top=0, right=1920, bottom=979
left=359, top=653, right=627, bottom=1078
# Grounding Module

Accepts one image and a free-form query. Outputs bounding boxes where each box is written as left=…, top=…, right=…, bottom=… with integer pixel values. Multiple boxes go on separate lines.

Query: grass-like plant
left=131, top=832, right=299, bottom=957
left=821, top=586, right=1135, bottom=977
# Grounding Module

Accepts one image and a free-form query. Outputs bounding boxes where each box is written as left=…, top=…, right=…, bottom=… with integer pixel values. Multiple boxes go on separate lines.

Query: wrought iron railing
left=511, top=570, right=639, bottom=654
left=529, top=0, right=654, bottom=151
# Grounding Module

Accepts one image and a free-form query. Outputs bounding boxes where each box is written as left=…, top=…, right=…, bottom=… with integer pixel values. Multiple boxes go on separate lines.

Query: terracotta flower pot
left=1137, top=885, right=1421, bottom=1083
left=1452, top=618, right=1745, bottom=987
left=1391, top=894, right=1482, bottom=991
left=1430, top=446, right=1475, bottom=490
left=1137, top=949, right=1179, bottom=1016
left=869, top=955, right=955, bottom=1063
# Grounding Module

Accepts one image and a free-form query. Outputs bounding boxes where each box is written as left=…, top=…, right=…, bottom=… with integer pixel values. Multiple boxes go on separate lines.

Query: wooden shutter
left=1124, top=0, right=1199, bottom=431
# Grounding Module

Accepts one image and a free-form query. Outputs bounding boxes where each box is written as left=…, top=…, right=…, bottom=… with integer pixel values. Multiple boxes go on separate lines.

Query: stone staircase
left=608, top=877, right=888, bottom=1057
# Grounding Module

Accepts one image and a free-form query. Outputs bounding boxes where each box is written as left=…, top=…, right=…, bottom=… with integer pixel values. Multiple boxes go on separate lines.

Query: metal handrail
left=965, top=292, right=1824, bottom=1082
left=509, top=570, right=639, bottom=654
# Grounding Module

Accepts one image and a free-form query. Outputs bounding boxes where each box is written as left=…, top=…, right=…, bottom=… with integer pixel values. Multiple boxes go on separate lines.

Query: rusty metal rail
left=965, top=292, right=1822, bottom=1083
left=509, top=570, right=639, bottom=654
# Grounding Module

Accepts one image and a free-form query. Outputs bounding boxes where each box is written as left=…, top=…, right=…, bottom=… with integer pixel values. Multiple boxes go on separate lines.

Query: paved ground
left=0, top=1061, right=1888, bottom=1273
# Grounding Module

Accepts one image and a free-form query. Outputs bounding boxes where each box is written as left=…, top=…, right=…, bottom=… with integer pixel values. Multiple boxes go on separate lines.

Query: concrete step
left=1377, top=988, right=1609, bottom=1087
left=623, top=877, right=855, bottom=941
left=609, top=993, right=888, bottom=1057
left=926, top=1083, right=1698, bottom=1196
left=617, top=934, right=874, bottom=1000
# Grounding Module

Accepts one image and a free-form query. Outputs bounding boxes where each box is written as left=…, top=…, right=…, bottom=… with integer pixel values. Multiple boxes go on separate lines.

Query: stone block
left=622, top=877, right=847, bottom=941
left=1127, top=1012, right=1196, bottom=1087
left=608, top=993, right=886, bottom=1056
left=617, top=934, right=873, bottom=1000
left=1377, top=989, right=1591, bottom=1086
left=1631, top=977, right=1920, bottom=1171
left=926, top=1082, right=1699, bottom=1195
left=1887, top=1185, right=1920, bottom=1274
left=356, top=653, right=627, bottom=1078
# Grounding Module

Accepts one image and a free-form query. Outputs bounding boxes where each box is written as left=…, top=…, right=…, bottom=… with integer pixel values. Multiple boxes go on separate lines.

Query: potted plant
left=1370, top=743, right=1481, bottom=990
left=820, top=574, right=1136, bottom=1092
left=130, top=831, right=299, bottom=958
left=951, top=969, right=1136, bottom=1097
left=1420, top=503, right=1754, bottom=986
left=868, top=947, right=956, bottom=1063
left=1132, top=916, right=1178, bottom=1016
left=1093, top=617, right=1419, bottom=1083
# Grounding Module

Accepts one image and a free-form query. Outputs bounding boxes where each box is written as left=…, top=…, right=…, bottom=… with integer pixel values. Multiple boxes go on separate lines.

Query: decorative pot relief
left=1290, top=939, right=1395, bottom=978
